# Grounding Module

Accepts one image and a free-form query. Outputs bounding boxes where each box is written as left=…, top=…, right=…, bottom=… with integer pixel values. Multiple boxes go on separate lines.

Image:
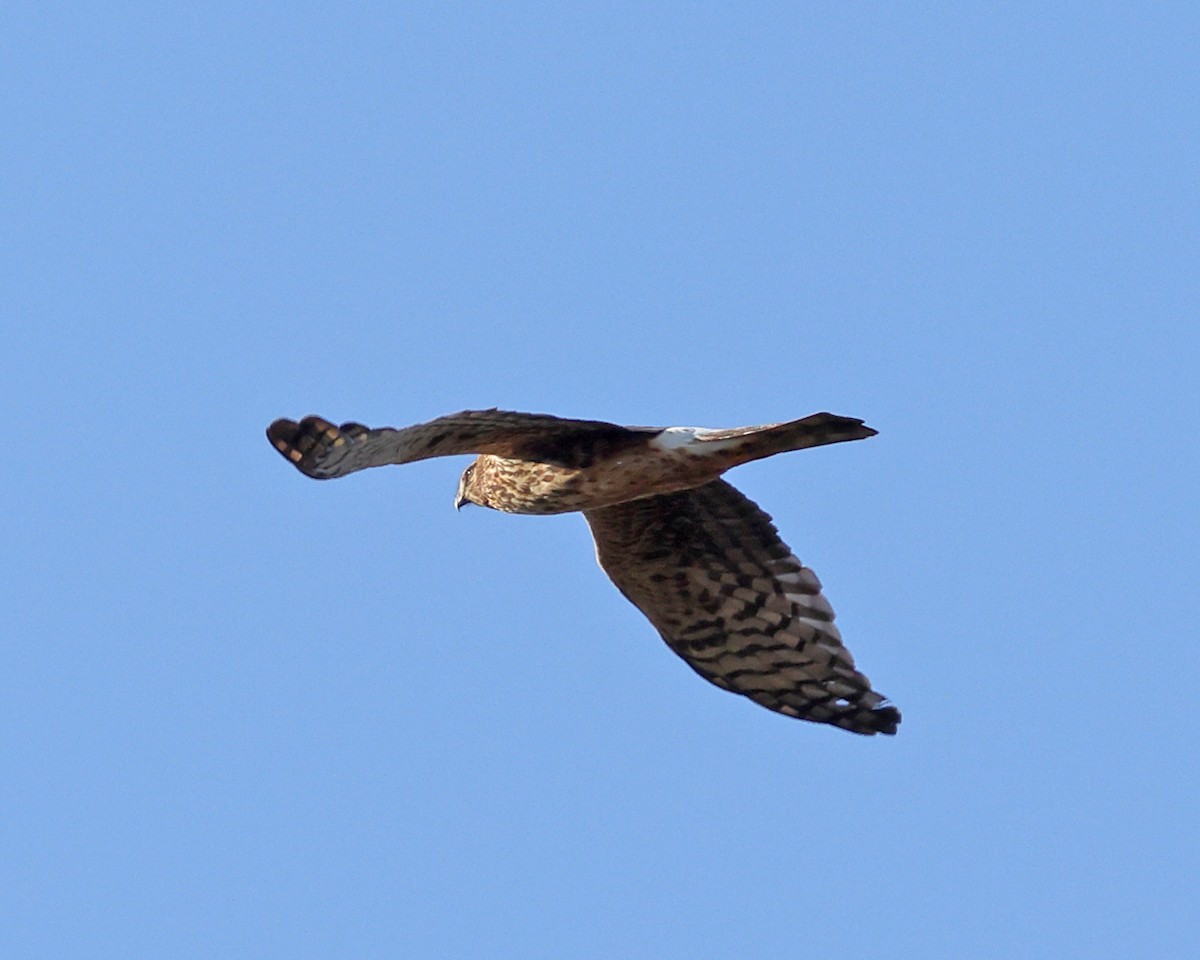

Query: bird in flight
left=266, top=408, right=899, bottom=735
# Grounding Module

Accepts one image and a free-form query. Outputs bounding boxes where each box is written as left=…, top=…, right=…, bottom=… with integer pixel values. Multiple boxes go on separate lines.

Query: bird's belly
left=489, top=452, right=718, bottom=515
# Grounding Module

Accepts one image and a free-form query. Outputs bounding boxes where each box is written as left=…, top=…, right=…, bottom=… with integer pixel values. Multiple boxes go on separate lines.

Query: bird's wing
left=267, top=409, right=660, bottom=479
left=584, top=479, right=899, bottom=735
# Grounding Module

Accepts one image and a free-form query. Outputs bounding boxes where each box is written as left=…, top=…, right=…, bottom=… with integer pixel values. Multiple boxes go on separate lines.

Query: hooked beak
left=455, top=464, right=475, bottom=511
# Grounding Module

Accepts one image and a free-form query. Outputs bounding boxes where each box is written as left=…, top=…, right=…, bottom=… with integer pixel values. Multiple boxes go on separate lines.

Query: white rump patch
left=651, top=427, right=740, bottom=452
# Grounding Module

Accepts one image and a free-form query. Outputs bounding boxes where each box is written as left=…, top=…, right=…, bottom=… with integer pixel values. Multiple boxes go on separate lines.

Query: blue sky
left=4, top=3, right=1196, bottom=957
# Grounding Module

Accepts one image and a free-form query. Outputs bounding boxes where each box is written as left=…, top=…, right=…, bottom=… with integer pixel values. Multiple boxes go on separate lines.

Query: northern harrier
left=267, top=409, right=899, bottom=735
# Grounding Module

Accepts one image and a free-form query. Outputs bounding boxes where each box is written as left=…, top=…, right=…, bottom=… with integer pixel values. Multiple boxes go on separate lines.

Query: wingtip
left=266, top=418, right=302, bottom=461
left=831, top=697, right=900, bottom=736
left=860, top=703, right=901, bottom=736
left=875, top=706, right=902, bottom=735
left=265, top=415, right=342, bottom=474
left=266, top=416, right=295, bottom=439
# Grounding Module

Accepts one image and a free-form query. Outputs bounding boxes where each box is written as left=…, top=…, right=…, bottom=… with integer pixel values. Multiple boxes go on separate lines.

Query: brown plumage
left=267, top=408, right=899, bottom=735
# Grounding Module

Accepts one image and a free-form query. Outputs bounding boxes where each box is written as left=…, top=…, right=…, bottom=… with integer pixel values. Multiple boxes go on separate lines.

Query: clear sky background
left=4, top=3, right=1196, bottom=958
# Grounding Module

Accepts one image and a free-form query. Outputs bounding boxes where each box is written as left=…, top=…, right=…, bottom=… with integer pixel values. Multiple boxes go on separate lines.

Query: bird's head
left=455, top=461, right=481, bottom=511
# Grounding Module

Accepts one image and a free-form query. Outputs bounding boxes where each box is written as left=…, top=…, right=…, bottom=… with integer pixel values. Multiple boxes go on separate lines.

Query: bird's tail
left=696, top=413, right=877, bottom=467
